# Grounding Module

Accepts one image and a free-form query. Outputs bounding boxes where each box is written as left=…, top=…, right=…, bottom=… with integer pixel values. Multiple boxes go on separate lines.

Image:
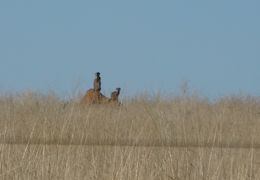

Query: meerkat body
left=109, top=88, right=121, bottom=105
left=93, top=72, right=101, bottom=92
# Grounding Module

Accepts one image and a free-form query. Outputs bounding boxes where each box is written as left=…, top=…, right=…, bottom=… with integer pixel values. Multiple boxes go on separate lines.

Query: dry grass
left=0, top=91, right=260, bottom=179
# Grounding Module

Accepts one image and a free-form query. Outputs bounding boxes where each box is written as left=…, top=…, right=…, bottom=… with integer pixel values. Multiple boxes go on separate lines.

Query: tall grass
left=0, top=91, right=259, bottom=179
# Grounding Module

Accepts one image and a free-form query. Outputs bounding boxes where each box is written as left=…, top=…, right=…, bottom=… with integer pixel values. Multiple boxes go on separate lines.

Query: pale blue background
left=0, top=0, right=259, bottom=98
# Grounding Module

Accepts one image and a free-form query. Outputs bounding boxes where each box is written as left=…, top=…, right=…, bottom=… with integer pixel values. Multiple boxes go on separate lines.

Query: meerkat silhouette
left=80, top=72, right=102, bottom=105
left=110, top=88, right=121, bottom=101
left=109, top=88, right=121, bottom=105
left=93, top=72, right=101, bottom=92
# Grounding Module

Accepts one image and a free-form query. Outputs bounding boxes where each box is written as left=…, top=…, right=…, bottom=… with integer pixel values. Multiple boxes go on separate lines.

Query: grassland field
left=0, top=91, right=259, bottom=179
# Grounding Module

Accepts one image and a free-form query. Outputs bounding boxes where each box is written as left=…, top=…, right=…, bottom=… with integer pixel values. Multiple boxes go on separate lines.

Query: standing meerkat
left=80, top=72, right=103, bottom=105
left=93, top=72, right=101, bottom=92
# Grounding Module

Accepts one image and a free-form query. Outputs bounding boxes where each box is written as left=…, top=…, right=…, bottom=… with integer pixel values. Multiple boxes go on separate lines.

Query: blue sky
left=0, top=0, right=259, bottom=98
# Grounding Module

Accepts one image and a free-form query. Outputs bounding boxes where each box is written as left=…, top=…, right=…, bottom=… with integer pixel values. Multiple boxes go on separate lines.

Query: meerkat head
left=116, top=88, right=121, bottom=94
left=95, top=72, right=100, bottom=77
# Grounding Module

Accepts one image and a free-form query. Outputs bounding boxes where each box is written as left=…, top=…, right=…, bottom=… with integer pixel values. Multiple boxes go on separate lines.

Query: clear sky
left=0, top=0, right=259, bottom=98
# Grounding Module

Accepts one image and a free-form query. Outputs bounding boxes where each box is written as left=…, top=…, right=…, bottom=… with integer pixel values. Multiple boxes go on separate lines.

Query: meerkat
left=110, top=88, right=121, bottom=102
left=93, top=72, right=101, bottom=92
